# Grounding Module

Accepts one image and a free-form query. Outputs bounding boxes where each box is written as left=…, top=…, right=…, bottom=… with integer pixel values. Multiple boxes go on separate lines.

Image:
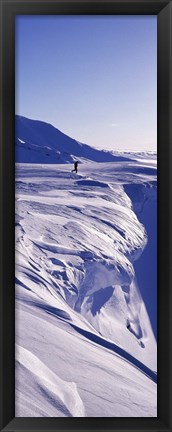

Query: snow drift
left=15, top=152, right=157, bottom=417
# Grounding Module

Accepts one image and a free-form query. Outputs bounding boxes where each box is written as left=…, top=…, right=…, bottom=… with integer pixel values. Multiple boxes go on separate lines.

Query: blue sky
left=15, top=16, right=157, bottom=151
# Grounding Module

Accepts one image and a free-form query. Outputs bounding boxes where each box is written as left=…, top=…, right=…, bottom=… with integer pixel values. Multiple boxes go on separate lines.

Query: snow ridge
left=16, top=344, right=85, bottom=417
left=15, top=115, right=133, bottom=164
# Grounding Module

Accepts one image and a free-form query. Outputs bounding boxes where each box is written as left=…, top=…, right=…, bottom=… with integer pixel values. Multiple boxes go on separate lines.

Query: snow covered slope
left=15, top=116, right=132, bottom=164
left=15, top=155, right=157, bottom=417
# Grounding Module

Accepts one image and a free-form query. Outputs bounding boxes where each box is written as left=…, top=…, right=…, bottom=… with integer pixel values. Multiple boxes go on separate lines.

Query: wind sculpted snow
left=15, top=156, right=157, bottom=417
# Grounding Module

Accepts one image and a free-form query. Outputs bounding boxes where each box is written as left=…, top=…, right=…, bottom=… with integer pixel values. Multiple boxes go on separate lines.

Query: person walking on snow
left=72, top=161, right=78, bottom=174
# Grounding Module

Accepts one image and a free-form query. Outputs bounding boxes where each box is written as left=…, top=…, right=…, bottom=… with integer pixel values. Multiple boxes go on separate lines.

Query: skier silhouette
left=72, top=161, right=78, bottom=174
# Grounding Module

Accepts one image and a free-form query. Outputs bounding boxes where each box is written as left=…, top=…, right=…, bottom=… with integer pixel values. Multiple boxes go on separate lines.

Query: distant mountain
left=15, top=115, right=131, bottom=164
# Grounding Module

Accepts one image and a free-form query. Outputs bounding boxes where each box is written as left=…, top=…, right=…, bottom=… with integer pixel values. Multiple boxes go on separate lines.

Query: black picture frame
left=0, top=0, right=171, bottom=431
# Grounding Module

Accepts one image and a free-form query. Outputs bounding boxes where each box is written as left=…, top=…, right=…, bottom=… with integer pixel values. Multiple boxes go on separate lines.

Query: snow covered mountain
left=15, top=115, right=132, bottom=164
left=15, top=153, right=157, bottom=417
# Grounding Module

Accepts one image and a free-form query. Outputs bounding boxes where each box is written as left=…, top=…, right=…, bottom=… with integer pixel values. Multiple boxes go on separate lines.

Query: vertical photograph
left=15, top=15, right=157, bottom=417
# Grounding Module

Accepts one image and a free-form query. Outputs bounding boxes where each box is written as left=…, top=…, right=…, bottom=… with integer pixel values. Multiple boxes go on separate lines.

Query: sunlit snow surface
left=15, top=155, right=157, bottom=417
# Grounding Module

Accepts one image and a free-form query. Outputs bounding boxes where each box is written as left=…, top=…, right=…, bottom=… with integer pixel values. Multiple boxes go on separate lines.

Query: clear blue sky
left=15, top=15, right=157, bottom=151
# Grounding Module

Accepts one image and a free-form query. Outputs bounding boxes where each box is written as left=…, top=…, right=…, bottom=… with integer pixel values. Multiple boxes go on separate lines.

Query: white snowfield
left=15, top=156, right=157, bottom=417
left=16, top=344, right=85, bottom=417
